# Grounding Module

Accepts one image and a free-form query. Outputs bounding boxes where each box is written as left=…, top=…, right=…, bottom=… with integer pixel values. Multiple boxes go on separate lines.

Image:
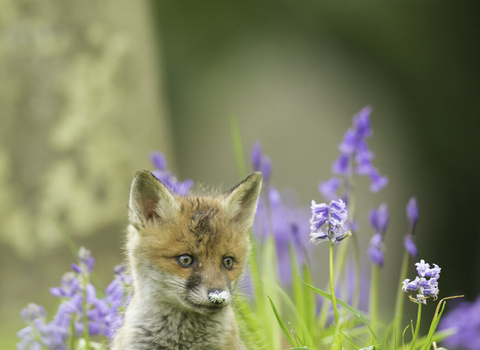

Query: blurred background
left=1, top=0, right=479, bottom=348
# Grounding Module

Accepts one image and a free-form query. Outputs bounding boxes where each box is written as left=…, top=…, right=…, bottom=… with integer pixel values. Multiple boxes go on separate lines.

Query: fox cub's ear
left=223, top=172, right=262, bottom=233
left=129, top=170, right=180, bottom=228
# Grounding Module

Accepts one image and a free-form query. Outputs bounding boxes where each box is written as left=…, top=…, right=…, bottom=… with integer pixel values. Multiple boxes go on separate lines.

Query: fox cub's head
left=127, top=171, right=262, bottom=314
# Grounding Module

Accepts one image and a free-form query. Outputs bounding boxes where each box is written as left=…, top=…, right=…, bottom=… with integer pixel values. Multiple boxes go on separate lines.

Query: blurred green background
left=1, top=0, right=479, bottom=348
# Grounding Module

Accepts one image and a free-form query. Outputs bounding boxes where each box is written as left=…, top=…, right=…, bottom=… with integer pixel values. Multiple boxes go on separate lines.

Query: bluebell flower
left=250, top=141, right=262, bottom=171
left=367, top=233, right=385, bottom=267
left=369, top=203, right=389, bottom=235
left=18, top=305, right=70, bottom=350
left=309, top=199, right=351, bottom=245
left=149, top=151, right=167, bottom=170
left=71, top=247, right=95, bottom=275
left=18, top=248, right=133, bottom=348
left=367, top=203, right=389, bottom=266
left=402, top=276, right=421, bottom=292
left=403, top=196, right=419, bottom=257
left=403, top=260, right=441, bottom=304
left=318, top=177, right=341, bottom=202
left=150, top=150, right=193, bottom=196
left=407, top=196, right=419, bottom=229
left=50, top=272, right=80, bottom=298
left=403, top=234, right=418, bottom=257
left=328, top=107, right=388, bottom=193
left=250, top=142, right=273, bottom=182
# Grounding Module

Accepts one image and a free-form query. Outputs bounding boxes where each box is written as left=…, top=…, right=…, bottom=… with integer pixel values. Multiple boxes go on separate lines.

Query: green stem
left=347, top=159, right=361, bottom=310
left=369, top=264, right=379, bottom=333
left=330, top=240, right=339, bottom=324
left=351, top=233, right=361, bottom=310
left=392, top=249, right=410, bottom=346
left=82, top=276, right=90, bottom=350
left=409, top=303, right=422, bottom=350
left=317, top=239, right=349, bottom=329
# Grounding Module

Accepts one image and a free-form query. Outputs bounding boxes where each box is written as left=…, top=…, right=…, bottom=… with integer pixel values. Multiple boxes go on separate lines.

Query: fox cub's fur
left=112, top=171, right=262, bottom=350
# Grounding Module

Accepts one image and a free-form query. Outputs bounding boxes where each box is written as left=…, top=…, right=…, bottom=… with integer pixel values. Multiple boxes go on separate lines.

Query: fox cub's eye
left=177, top=255, right=194, bottom=267
left=223, top=257, right=234, bottom=270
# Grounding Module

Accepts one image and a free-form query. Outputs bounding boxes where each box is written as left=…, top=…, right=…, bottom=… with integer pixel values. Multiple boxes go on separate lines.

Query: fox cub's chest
left=128, top=306, right=234, bottom=350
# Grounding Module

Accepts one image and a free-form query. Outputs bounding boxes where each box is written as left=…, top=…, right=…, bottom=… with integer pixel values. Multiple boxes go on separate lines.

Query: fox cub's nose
left=208, top=289, right=229, bottom=304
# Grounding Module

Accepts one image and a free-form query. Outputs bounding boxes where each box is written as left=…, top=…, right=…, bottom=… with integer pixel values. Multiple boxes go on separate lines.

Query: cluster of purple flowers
left=17, top=248, right=131, bottom=349
left=402, top=259, right=441, bottom=304
left=150, top=151, right=193, bottom=196
left=309, top=199, right=351, bottom=245
left=319, top=107, right=388, bottom=202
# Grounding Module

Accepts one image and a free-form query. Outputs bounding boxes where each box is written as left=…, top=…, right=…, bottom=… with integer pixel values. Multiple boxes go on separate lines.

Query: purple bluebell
left=18, top=248, right=133, bottom=348
left=18, top=305, right=70, bottom=350
left=403, top=234, right=418, bottom=257
left=310, top=199, right=350, bottom=245
left=150, top=150, right=193, bottom=196
left=260, top=156, right=272, bottom=182
left=402, top=276, right=421, bottom=292
left=250, top=141, right=262, bottom=171
left=319, top=107, right=388, bottom=227
left=318, top=177, right=341, bottom=202
left=415, top=259, right=430, bottom=277
left=369, top=203, right=389, bottom=235
left=353, top=106, right=373, bottom=138
left=20, top=304, right=46, bottom=323
left=407, top=197, right=419, bottom=229
left=368, top=169, right=388, bottom=193
left=50, top=272, right=80, bottom=298
left=367, top=233, right=384, bottom=267
left=150, top=151, right=167, bottom=170
left=440, top=296, right=480, bottom=350
left=250, top=142, right=273, bottom=182
left=403, top=260, right=441, bottom=304
left=331, top=153, right=350, bottom=176
left=403, top=196, right=419, bottom=256
left=367, top=203, right=389, bottom=266
left=71, top=247, right=95, bottom=275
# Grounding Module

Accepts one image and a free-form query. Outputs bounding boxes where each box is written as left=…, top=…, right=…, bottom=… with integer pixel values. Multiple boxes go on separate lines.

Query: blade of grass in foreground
left=274, top=282, right=314, bottom=347
left=267, top=295, right=296, bottom=347
left=302, top=280, right=380, bottom=347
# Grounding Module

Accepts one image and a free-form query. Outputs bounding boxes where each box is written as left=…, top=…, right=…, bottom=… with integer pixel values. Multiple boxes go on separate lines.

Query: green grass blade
left=342, top=331, right=360, bottom=350
left=267, top=295, right=296, bottom=347
left=302, top=280, right=380, bottom=347
left=274, top=282, right=314, bottom=347
left=302, top=263, right=316, bottom=335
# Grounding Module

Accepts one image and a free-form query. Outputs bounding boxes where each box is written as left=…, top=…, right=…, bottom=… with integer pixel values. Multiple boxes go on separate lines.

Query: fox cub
left=112, top=170, right=262, bottom=350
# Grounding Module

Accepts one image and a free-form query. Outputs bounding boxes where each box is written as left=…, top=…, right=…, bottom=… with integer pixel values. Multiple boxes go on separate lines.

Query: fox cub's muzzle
left=208, top=289, right=229, bottom=304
